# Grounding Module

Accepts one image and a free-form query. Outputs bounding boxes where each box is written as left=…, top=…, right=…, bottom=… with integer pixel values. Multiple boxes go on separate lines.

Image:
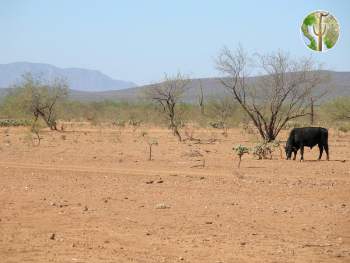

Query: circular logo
left=301, top=10, right=340, bottom=52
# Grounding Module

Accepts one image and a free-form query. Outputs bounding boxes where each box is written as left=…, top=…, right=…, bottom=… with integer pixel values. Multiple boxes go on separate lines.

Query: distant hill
left=0, top=62, right=136, bottom=92
left=68, top=70, right=350, bottom=103
left=0, top=70, right=349, bottom=103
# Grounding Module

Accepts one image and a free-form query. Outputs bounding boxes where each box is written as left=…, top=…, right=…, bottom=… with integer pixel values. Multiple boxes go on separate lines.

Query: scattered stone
left=145, top=180, right=154, bottom=184
left=156, top=203, right=170, bottom=209
left=157, top=179, right=164, bottom=184
left=240, top=242, right=246, bottom=246
left=179, top=257, right=184, bottom=261
left=205, top=221, right=213, bottom=224
left=83, top=206, right=88, bottom=211
left=50, top=233, right=56, bottom=240
left=200, top=176, right=205, bottom=180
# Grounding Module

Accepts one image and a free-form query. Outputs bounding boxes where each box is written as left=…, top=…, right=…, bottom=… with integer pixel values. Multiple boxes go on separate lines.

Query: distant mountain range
left=68, top=70, right=350, bottom=103
left=0, top=63, right=349, bottom=103
left=0, top=62, right=136, bottom=92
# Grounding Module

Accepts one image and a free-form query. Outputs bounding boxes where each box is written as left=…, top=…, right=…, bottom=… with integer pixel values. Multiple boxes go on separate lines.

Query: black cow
left=285, top=127, right=329, bottom=161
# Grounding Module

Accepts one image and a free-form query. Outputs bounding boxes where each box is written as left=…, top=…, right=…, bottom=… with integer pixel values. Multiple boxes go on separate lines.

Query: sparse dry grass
left=0, top=124, right=349, bottom=262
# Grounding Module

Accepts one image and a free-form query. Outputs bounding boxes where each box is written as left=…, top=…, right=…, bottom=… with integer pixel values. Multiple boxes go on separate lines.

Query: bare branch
left=144, top=72, right=190, bottom=141
left=216, top=46, right=328, bottom=141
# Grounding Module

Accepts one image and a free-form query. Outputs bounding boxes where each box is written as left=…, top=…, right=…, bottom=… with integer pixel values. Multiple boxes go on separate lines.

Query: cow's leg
left=293, top=150, right=297, bottom=160
left=300, top=145, right=304, bottom=161
left=318, top=144, right=323, bottom=160
left=324, top=143, right=330, bottom=161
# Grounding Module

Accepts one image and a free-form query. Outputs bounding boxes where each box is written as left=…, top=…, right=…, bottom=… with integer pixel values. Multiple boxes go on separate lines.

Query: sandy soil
left=0, top=124, right=349, bottom=263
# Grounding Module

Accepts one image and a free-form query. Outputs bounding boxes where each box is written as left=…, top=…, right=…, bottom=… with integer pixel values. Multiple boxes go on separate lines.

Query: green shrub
left=233, top=144, right=249, bottom=168
left=0, top=119, right=32, bottom=127
left=338, top=125, right=350, bottom=133
left=252, top=140, right=280, bottom=160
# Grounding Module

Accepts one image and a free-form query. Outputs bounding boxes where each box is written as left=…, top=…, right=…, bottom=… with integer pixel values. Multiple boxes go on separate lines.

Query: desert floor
left=0, top=124, right=349, bottom=263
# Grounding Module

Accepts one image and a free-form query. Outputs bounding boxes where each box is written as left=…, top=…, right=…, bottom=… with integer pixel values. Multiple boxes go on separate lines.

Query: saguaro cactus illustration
left=313, top=12, right=329, bottom=51
left=301, top=11, right=339, bottom=52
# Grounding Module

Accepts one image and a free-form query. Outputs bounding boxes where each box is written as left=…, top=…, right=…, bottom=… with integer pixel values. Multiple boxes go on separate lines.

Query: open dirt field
left=0, top=125, right=349, bottom=262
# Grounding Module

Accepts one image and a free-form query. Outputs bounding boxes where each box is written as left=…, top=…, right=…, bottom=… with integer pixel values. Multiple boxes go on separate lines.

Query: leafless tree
left=208, top=96, right=237, bottom=136
left=308, top=80, right=329, bottom=125
left=216, top=46, right=328, bottom=141
left=198, top=80, right=205, bottom=115
left=147, top=138, right=158, bottom=161
left=144, top=73, right=190, bottom=141
left=16, top=73, right=68, bottom=131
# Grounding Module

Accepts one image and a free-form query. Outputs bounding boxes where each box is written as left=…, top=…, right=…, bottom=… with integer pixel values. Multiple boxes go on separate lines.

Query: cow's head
left=284, top=144, right=293, bottom=160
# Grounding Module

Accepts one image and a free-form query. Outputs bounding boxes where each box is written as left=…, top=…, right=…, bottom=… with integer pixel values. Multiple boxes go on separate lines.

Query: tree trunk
left=149, top=145, right=152, bottom=161
left=173, top=126, right=182, bottom=142
left=310, top=97, right=314, bottom=125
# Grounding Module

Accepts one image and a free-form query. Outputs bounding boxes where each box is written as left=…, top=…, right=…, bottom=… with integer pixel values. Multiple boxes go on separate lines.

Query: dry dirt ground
left=0, top=124, right=349, bottom=263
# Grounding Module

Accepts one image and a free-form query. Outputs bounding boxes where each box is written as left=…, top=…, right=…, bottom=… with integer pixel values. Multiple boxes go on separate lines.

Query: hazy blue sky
left=1, top=0, right=349, bottom=84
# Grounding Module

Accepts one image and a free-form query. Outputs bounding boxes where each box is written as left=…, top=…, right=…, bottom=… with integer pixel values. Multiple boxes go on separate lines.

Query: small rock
left=83, top=206, right=88, bottom=211
left=50, top=233, right=56, bottom=240
left=205, top=221, right=213, bottom=224
left=179, top=257, right=184, bottom=261
left=156, top=203, right=170, bottom=209
left=157, top=180, right=164, bottom=184
left=145, top=180, right=154, bottom=184
left=240, top=242, right=246, bottom=246
left=200, top=176, right=205, bottom=180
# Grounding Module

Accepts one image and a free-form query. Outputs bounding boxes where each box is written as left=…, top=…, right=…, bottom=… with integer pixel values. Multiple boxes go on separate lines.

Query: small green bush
left=0, top=119, right=32, bottom=127
left=338, top=125, right=350, bottom=133
left=252, top=140, right=281, bottom=160
left=233, top=144, right=249, bottom=168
